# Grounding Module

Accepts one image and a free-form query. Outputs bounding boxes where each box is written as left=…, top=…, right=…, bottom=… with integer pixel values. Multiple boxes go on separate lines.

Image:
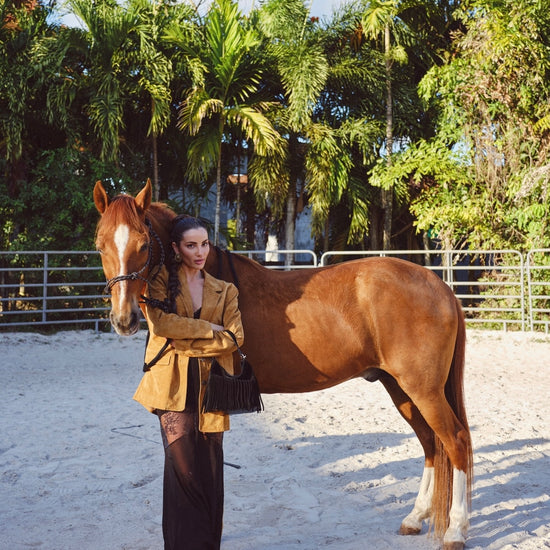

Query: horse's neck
left=147, top=204, right=175, bottom=267
left=219, top=252, right=275, bottom=289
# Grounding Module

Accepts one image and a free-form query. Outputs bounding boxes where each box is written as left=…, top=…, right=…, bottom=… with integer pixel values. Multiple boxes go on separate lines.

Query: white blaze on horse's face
left=114, top=224, right=130, bottom=311
left=104, top=221, right=144, bottom=336
left=96, top=221, right=145, bottom=337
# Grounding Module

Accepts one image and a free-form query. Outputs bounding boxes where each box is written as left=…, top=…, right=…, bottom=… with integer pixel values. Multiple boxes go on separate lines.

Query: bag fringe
left=202, top=365, right=264, bottom=414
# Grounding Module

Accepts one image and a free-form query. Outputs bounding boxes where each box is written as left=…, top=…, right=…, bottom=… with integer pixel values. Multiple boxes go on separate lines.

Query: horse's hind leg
left=375, top=373, right=436, bottom=535
left=404, top=390, right=471, bottom=549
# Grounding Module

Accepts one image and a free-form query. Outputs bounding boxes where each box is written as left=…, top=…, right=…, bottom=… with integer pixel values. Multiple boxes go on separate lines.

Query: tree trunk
left=284, top=177, right=297, bottom=267
left=235, top=184, right=241, bottom=240
left=382, top=23, right=394, bottom=251
left=214, top=148, right=222, bottom=246
left=214, top=120, right=224, bottom=246
left=323, top=215, right=330, bottom=252
left=152, top=132, right=160, bottom=202
left=369, top=203, right=383, bottom=250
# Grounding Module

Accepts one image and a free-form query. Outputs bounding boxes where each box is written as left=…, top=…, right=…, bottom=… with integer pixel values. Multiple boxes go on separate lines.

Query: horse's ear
left=135, top=178, right=152, bottom=212
left=93, top=181, right=109, bottom=214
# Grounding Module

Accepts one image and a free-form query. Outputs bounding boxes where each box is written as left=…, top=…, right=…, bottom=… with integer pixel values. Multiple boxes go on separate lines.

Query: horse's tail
left=432, top=298, right=473, bottom=537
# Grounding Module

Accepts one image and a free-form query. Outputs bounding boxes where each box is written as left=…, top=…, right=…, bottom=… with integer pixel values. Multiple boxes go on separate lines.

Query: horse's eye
left=140, top=242, right=149, bottom=253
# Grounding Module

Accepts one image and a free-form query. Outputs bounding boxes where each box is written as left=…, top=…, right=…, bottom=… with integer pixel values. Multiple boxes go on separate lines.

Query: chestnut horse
left=94, top=180, right=473, bottom=550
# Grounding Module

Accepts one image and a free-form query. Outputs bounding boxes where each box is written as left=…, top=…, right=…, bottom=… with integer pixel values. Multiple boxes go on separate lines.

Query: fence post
left=42, top=252, right=48, bottom=324
left=442, top=250, right=454, bottom=290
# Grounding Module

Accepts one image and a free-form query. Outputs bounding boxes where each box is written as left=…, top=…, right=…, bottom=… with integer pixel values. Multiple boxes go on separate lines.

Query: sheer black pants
left=157, top=359, right=224, bottom=550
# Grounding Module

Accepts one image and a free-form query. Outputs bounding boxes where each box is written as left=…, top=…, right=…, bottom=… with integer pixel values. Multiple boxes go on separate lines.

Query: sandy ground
left=1, top=329, right=549, bottom=549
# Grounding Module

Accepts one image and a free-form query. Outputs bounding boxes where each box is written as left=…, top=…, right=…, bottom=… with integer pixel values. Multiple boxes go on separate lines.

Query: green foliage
left=171, top=0, right=282, bottom=242
left=0, top=146, right=145, bottom=251
left=413, top=0, right=550, bottom=250
left=2, top=0, right=550, bottom=257
left=0, top=1, right=54, bottom=162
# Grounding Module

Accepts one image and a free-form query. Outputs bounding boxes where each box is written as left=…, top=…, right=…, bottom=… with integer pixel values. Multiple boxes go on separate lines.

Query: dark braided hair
left=167, top=215, right=210, bottom=313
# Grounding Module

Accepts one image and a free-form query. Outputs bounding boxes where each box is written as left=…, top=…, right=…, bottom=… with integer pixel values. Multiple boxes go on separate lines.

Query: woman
left=133, top=215, right=243, bottom=550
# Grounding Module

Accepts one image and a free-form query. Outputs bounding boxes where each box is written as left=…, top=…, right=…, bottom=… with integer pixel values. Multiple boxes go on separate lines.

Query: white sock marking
left=444, top=468, right=469, bottom=544
left=402, top=466, right=434, bottom=530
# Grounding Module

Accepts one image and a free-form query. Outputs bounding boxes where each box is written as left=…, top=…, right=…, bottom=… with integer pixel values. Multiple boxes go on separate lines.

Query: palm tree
left=0, top=0, right=51, bottom=198
left=62, top=0, right=138, bottom=161
left=62, top=0, right=177, bottom=200
left=127, top=0, right=176, bottom=201
left=251, top=0, right=332, bottom=259
left=361, top=0, right=417, bottom=249
left=171, top=0, right=281, bottom=245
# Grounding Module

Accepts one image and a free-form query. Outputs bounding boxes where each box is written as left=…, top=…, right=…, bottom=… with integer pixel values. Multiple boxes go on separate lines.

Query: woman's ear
left=171, top=242, right=179, bottom=255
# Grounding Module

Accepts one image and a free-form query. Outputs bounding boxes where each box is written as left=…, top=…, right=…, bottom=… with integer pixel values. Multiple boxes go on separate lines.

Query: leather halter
left=103, top=218, right=165, bottom=295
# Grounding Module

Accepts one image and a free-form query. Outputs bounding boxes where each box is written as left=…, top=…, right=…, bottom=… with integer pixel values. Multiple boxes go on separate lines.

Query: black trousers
left=158, top=358, right=224, bottom=550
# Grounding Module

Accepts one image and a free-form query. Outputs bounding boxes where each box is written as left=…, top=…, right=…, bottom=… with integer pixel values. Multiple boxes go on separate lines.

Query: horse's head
left=94, top=179, right=163, bottom=335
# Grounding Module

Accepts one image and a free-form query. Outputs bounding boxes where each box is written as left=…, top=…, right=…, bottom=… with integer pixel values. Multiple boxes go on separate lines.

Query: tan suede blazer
left=133, top=266, right=243, bottom=432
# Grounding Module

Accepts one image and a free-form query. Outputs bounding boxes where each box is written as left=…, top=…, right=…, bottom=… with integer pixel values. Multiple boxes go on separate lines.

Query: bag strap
left=224, top=330, right=245, bottom=360
left=143, top=333, right=170, bottom=372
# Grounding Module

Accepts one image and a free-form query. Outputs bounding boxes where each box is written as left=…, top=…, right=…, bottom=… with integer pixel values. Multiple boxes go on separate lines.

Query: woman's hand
left=210, top=323, right=224, bottom=332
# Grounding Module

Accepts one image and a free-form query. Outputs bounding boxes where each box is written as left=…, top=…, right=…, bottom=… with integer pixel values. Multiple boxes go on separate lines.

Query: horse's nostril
left=107, top=306, right=142, bottom=335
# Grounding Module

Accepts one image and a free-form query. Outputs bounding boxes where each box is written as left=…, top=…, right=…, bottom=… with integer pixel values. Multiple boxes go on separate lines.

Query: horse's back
left=238, top=255, right=459, bottom=392
left=303, top=256, right=457, bottom=321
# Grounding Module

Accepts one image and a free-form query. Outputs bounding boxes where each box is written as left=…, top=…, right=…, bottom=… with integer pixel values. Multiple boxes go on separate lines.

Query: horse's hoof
left=399, top=524, right=421, bottom=535
left=443, top=542, right=464, bottom=550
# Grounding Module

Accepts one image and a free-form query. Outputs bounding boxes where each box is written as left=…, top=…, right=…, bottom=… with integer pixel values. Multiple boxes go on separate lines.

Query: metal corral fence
left=526, top=249, right=550, bottom=333
left=0, top=251, right=109, bottom=331
left=1, top=248, right=549, bottom=332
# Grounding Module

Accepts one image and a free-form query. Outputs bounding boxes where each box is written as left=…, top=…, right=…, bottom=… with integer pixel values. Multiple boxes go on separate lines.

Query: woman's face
left=172, top=227, right=210, bottom=271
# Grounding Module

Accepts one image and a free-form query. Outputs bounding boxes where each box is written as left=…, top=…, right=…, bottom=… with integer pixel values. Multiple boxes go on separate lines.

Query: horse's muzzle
left=110, top=309, right=140, bottom=336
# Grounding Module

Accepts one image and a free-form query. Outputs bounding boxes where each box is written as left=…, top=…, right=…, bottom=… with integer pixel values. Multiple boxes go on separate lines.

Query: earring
left=174, top=253, right=182, bottom=263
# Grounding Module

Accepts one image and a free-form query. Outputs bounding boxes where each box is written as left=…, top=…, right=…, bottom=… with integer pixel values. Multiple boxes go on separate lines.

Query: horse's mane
left=147, top=201, right=177, bottom=228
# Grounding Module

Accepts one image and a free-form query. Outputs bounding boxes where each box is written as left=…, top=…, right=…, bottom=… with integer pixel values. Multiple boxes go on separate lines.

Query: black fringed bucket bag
left=202, top=331, right=264, bottom=414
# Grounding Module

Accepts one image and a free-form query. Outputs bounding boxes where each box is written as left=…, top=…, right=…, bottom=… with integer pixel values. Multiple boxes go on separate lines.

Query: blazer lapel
left=200, top=271, right=224, bottom=321
left=177, top=271, right=196, bottom=317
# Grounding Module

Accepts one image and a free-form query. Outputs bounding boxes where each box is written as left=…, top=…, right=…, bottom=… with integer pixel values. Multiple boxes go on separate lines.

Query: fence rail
left=1, top=248, right=549, bottom=332
left=0, top=251, right=109, bottom=331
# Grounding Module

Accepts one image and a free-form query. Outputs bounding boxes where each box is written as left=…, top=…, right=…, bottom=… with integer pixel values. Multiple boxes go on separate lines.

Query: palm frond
left=185, top=127, right=223, bottom=183
left=535, top=113, right=550, bottom=134
left=305, top=123, right=352, bottom=229
left=87, top=77, right=124, bottom=161
left=248, top=145, right=290, bottom=215
left=258, top=0, right=309, bottom=42
left=275, top=42, right=329, bottom=130
left=361, top=0, right=394, bottom=40
left=225, top=105, right=282, bottom=156
left=177, top=89, right=223, bottom=135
